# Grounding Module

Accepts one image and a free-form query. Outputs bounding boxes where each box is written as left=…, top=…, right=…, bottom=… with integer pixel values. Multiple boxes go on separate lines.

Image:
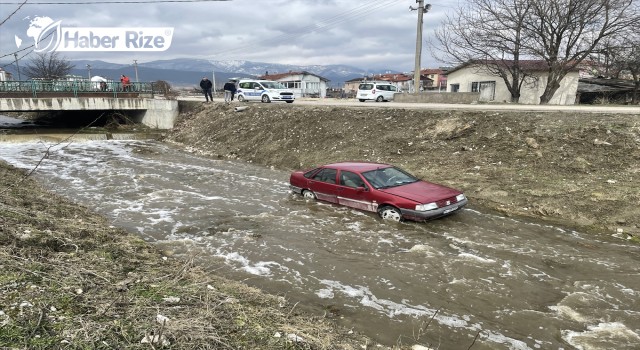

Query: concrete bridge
left=0, top=97, right=178, bottom=129
left=0, top=80, right=178, bottom=129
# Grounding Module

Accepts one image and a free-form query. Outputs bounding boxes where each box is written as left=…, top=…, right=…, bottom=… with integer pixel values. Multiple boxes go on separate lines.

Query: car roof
left=323, top=162, right=392, bottom=172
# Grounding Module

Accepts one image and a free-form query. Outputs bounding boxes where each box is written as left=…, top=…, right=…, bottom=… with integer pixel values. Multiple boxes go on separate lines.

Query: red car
left=289, top=162, right=467, bottom=222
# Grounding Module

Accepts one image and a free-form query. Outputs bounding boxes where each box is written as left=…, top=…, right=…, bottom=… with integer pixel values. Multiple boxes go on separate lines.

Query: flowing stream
left=1, top=139, right=639, bottom=350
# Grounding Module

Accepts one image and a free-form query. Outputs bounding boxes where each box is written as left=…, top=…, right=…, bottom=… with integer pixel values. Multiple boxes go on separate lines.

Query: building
left=0, top=68, right=13, bottom=81
left=446, top=60, right=580, bottom=105
left=259, top=71, right=330, bottom=98
left=420, top=68, right=447, bottom=91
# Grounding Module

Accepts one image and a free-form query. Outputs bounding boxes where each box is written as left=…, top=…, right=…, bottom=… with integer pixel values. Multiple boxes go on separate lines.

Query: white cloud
left=0, top=0, right=458, bottom=71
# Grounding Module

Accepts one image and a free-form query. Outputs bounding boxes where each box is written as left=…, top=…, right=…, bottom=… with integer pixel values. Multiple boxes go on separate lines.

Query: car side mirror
left=356, top=186, right=367, bottom=192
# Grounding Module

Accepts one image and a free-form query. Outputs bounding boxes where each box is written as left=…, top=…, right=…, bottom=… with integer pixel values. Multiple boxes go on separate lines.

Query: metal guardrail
left=0, top=80, right=157, bottom=98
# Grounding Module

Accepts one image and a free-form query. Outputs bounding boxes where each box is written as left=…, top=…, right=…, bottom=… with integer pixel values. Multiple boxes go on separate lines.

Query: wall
left=0, top=97, right=179, bottom=129
left=446, top=65, right=579, bottom=105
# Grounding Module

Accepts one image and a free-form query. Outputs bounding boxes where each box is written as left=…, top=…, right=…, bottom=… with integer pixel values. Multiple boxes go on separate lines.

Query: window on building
left=471, top=82, right=479, bottom=92
left=450, top=84, right=460, bottom=92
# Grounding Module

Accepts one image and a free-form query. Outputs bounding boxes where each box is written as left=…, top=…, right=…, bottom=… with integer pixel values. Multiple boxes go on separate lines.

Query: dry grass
left=0, top=161, right=383, bottom=349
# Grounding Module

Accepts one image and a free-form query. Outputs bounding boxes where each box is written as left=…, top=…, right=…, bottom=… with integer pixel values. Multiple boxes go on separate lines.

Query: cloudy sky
left=0, top=0, right=460, bottom=72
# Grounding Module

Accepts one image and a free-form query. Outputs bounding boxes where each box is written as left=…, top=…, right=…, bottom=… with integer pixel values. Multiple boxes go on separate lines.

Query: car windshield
left=261, top=81, right=286, bottom=89
left=361, top=167, right=418, bottom=189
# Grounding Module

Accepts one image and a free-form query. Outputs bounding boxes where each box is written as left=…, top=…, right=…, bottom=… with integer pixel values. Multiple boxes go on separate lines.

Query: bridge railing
left=0, top=80, right=158, bottom=98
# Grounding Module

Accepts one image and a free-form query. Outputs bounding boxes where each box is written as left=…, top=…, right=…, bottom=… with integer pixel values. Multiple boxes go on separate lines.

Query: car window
left=359, top=83, right=374, bottom=90
left=362, top=167, right=418, bottom=189
left=303, top=168, right=321, bottom=178
left=262, top=81, right=286, bottom=89
left=239, top=82, right=251, bottom=89
left=377, top=85, right=388, bottom=91
left=390, top=86, right=397, bottom=92
left=340, top=171, right=365, bottom=188
left=312, top=168, right=337, bottom=184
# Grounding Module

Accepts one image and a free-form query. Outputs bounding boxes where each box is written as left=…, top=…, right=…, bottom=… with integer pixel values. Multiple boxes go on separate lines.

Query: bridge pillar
left=136, top=99, right=179, bottom=129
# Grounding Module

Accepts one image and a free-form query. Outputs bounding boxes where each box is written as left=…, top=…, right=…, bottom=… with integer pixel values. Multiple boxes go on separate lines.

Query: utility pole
left=410, top=1, right=431, bottom=94
left=212, top=69, right=216, bottom=94
left=86, top=64, right=92, bottom=80
left=14, top=53, right=21, bottom=80
left=133, top=59, right=139, bottom=82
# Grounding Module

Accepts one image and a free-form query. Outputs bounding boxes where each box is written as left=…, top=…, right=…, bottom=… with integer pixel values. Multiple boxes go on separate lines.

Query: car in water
left=356, top=82, right=398, bottom=102
left=289, top=162, right=467, bottom=221
left=236, top=79, right=295, bottom=103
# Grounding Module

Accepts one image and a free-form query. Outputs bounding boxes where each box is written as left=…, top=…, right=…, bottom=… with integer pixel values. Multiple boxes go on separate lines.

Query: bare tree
left=23, top=52, right=74, bottom=79
left=434, top=0, right=533, bottom=102
left=627, top=37, right=640, bottom=104
left=522, top=0, right=638, bottom=104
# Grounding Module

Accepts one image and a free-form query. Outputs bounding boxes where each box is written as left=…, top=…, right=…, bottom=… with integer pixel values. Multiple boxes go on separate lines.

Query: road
left=179, top=95, right=640, bottom=114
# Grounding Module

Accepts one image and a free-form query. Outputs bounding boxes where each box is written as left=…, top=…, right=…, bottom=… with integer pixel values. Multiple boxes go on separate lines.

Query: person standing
left=223, top=79, right=236, bottom=104
left=200, top=77, right=213, bottom=103
left=120, top=74, right=131, bottom=91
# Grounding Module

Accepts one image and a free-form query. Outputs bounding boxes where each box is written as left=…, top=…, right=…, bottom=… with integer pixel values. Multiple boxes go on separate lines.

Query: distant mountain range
left=50, top=58, right=384, bottom=88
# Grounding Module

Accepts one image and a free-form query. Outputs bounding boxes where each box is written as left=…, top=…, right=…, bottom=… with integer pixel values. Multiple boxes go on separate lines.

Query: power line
left=212, top=0, right=401, bottom=59
left=0, top=0, right=27, bottom=26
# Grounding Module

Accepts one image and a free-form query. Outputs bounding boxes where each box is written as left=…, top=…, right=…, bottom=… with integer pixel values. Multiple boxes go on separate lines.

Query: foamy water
left=1, top=140, right=639, bottom=349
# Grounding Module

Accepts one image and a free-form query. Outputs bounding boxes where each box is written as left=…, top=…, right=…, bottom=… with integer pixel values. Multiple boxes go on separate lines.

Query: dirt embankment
left=167, top=101, right=640, bottom=239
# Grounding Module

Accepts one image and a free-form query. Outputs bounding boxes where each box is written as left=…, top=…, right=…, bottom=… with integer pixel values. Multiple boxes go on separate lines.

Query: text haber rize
left=63, top=31, right=166, bottom=49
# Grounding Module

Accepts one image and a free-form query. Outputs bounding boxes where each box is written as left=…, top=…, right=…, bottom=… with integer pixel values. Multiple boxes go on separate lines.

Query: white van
left=236, top=79, right=295, bottom=103
left=356, top=82, right=398, bottom=102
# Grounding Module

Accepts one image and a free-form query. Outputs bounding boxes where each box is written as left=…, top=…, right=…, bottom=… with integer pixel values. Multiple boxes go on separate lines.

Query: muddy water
left=1, top=140, right=639, bottom=350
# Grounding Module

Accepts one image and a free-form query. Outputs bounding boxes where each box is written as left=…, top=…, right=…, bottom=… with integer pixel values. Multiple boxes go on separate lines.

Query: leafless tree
left=434, top=0, right=638, bottom=104
left=23, top=52, right=74, bottom=79
left=521, top=0, right=638, bottom=104
left=434, top=0, right=533, bottom=102
left=587, top=25, right=640, bottom=103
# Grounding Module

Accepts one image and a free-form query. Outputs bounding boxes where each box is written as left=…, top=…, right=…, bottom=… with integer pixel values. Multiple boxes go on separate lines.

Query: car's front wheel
left=237, top=95, right=245, bottom=102
left=376, top=96, right=384, bottom=102
left=302, top=190, right=316, bottom=200
left=378, top=206, right=402, bottom=221
left=261, top=95, right=271, bottom=103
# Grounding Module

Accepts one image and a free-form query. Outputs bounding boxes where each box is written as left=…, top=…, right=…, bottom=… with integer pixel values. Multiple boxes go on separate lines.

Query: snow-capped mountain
left=68, top=58, right=378, bottom=87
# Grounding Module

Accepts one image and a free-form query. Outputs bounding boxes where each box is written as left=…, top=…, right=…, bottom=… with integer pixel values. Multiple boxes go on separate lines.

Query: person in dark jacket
left=200, top=77, right=213, bottom=102
left=223, top=79, right=237, bottom=104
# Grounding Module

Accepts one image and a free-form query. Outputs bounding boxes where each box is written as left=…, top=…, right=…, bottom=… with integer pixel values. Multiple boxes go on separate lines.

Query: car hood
left=379, top=181, right=460, bottom=203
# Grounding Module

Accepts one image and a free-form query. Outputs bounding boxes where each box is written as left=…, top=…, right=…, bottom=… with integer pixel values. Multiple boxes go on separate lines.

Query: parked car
left=356, top=82, right=398, bottom=102
left=236, top=79, right=295, bottom=103
left=290, top=162, right=467, bottom=221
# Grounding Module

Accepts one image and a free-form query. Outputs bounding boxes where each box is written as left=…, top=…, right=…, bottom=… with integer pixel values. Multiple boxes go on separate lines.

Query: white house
left=446, top=60, right=580, bottom=105
left=259, top=71, right=330, bottom=98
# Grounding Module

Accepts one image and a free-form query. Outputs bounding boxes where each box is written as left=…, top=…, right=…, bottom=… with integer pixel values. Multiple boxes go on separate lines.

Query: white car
left=356, top=82, right=398, bottom=102
left=236, top=79, right=295, bottom=103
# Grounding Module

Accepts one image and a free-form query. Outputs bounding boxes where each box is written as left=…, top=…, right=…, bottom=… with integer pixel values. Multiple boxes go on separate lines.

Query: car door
left=336, top=170, right=376, bottom=212
left=387, top=85, right=397, bottom=100
left=308, top=168, right=339, bottom=203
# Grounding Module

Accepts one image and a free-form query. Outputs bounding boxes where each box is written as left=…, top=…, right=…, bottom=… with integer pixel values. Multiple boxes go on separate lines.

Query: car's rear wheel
left=261, top=95, right=271, bottom=103
left=378, top=205, right=402, bottom=221
left=359, top=99, right=366, bottom=102
left=302, top=189, right=316, bottom=200
left=237, top=95, right=245, bottom=102
left=376, top=96, right=384, bottom=102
